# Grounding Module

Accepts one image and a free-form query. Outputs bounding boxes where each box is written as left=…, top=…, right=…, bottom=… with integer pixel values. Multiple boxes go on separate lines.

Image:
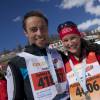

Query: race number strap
left=46, top=48, right=58, bottom=84
left=69, top=58, right=88, bottom=93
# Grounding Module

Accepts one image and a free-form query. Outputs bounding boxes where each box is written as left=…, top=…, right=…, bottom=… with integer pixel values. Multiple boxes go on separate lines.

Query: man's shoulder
left=9, top=55, right=26, bottom=67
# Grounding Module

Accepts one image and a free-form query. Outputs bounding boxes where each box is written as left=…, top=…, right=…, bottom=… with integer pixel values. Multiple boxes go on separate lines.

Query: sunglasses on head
left=57, top=21, right=77, bottom=33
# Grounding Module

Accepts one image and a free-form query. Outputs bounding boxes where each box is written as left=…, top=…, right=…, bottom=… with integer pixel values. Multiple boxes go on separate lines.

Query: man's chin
left=37, top=43, right=47, bottom=48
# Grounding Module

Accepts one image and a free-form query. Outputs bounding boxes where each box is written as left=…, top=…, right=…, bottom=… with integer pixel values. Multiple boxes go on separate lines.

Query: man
left=6, top=10, right=69, bottom=100
left=57, top=21, right=100, bottom=100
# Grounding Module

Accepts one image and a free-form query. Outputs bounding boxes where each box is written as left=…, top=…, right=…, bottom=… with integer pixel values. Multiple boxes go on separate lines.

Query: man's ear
left=24, top=30, right=28, bottom=37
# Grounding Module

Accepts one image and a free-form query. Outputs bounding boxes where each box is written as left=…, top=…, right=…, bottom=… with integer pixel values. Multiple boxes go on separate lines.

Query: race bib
left=70, top=74, right=100, bottom=100
left=31, top=71, right=54, bottom=90
left=18, top=51, right=67, bottom=100
left=67, top=60, right=100, bottom=100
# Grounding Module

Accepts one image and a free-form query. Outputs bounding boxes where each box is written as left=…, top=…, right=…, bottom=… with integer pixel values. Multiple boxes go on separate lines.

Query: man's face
left=62, top=34, right=81, bottom=55
left=24, top=16, right=48, bottom=48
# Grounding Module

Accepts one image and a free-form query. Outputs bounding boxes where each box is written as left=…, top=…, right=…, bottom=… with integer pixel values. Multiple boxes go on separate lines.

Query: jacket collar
left=24, top=44, right=47, bottom=56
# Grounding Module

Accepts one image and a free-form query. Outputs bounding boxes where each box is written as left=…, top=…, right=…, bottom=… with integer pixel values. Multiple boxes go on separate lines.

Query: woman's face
left=62, top=34, right=81, bottom=55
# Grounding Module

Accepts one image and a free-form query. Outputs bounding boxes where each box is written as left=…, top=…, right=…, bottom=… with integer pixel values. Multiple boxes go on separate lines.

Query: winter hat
left=57, top=21, right=81, bottom=39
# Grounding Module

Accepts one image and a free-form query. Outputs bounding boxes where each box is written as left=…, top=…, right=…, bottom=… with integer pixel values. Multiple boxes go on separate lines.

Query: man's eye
left=31, top=27, right=38, bottom=32
left=30, top=25, right=47, bottom=32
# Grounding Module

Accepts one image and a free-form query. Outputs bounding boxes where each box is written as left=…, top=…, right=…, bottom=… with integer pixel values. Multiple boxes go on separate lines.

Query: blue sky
left=0, top=0, right=100, bottom=51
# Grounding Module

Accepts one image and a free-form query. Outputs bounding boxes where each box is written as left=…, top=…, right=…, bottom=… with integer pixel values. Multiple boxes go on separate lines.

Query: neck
left=74, top=56, right=80, bottom=61
left=31, top=44, right=48, bottom=49
left=71, top=50, right=81, bottom=61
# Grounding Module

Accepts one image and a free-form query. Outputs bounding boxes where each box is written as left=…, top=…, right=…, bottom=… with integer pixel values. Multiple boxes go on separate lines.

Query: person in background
left=57, top=21, right=100, bottom=100
left=6, top=10, right=70, bottom=100
left=0, top=64, right=8, bottom=100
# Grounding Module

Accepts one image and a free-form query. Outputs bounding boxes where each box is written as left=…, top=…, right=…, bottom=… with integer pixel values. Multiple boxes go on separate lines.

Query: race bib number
left=70, top=74, right=100, bottom=100
left=31, top=71, right=54, bottom=90
left=56, top=68, right=66, bottom=83
left=31, top=68, right=66, bottom=90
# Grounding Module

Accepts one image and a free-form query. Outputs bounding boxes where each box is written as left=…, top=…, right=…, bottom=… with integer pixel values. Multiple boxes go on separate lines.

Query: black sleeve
left=8, top=56, right=26, bottom=100
left=9, top=56, right=34, bottom=100
left=58, top=50, right=69, bottom=62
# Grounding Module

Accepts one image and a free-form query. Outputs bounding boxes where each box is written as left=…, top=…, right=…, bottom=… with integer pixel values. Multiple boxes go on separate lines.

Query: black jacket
left=8, top=44, right=48, bottom=100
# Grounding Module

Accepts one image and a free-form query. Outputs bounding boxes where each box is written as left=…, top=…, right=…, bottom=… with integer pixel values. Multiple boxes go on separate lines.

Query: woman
left=57, top=21, right=100, bottom=100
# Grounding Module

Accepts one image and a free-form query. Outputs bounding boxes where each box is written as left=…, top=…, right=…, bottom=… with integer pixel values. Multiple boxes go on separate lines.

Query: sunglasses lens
left=57, top=21, right=77, bottom=32
left=57, top=24, right=63, bottom=32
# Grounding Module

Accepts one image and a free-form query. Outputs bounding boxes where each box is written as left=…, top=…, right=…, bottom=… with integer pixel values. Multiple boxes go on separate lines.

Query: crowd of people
left=0, top=10, right=100, bottom=100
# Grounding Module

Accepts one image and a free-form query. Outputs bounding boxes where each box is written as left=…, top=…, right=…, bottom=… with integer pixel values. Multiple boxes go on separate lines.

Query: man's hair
left=22, top=10, right=48, bottom=31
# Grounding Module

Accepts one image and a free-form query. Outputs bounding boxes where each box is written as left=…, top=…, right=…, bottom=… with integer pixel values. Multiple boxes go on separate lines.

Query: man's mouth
left=34, top=36, right=45, bottom=40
